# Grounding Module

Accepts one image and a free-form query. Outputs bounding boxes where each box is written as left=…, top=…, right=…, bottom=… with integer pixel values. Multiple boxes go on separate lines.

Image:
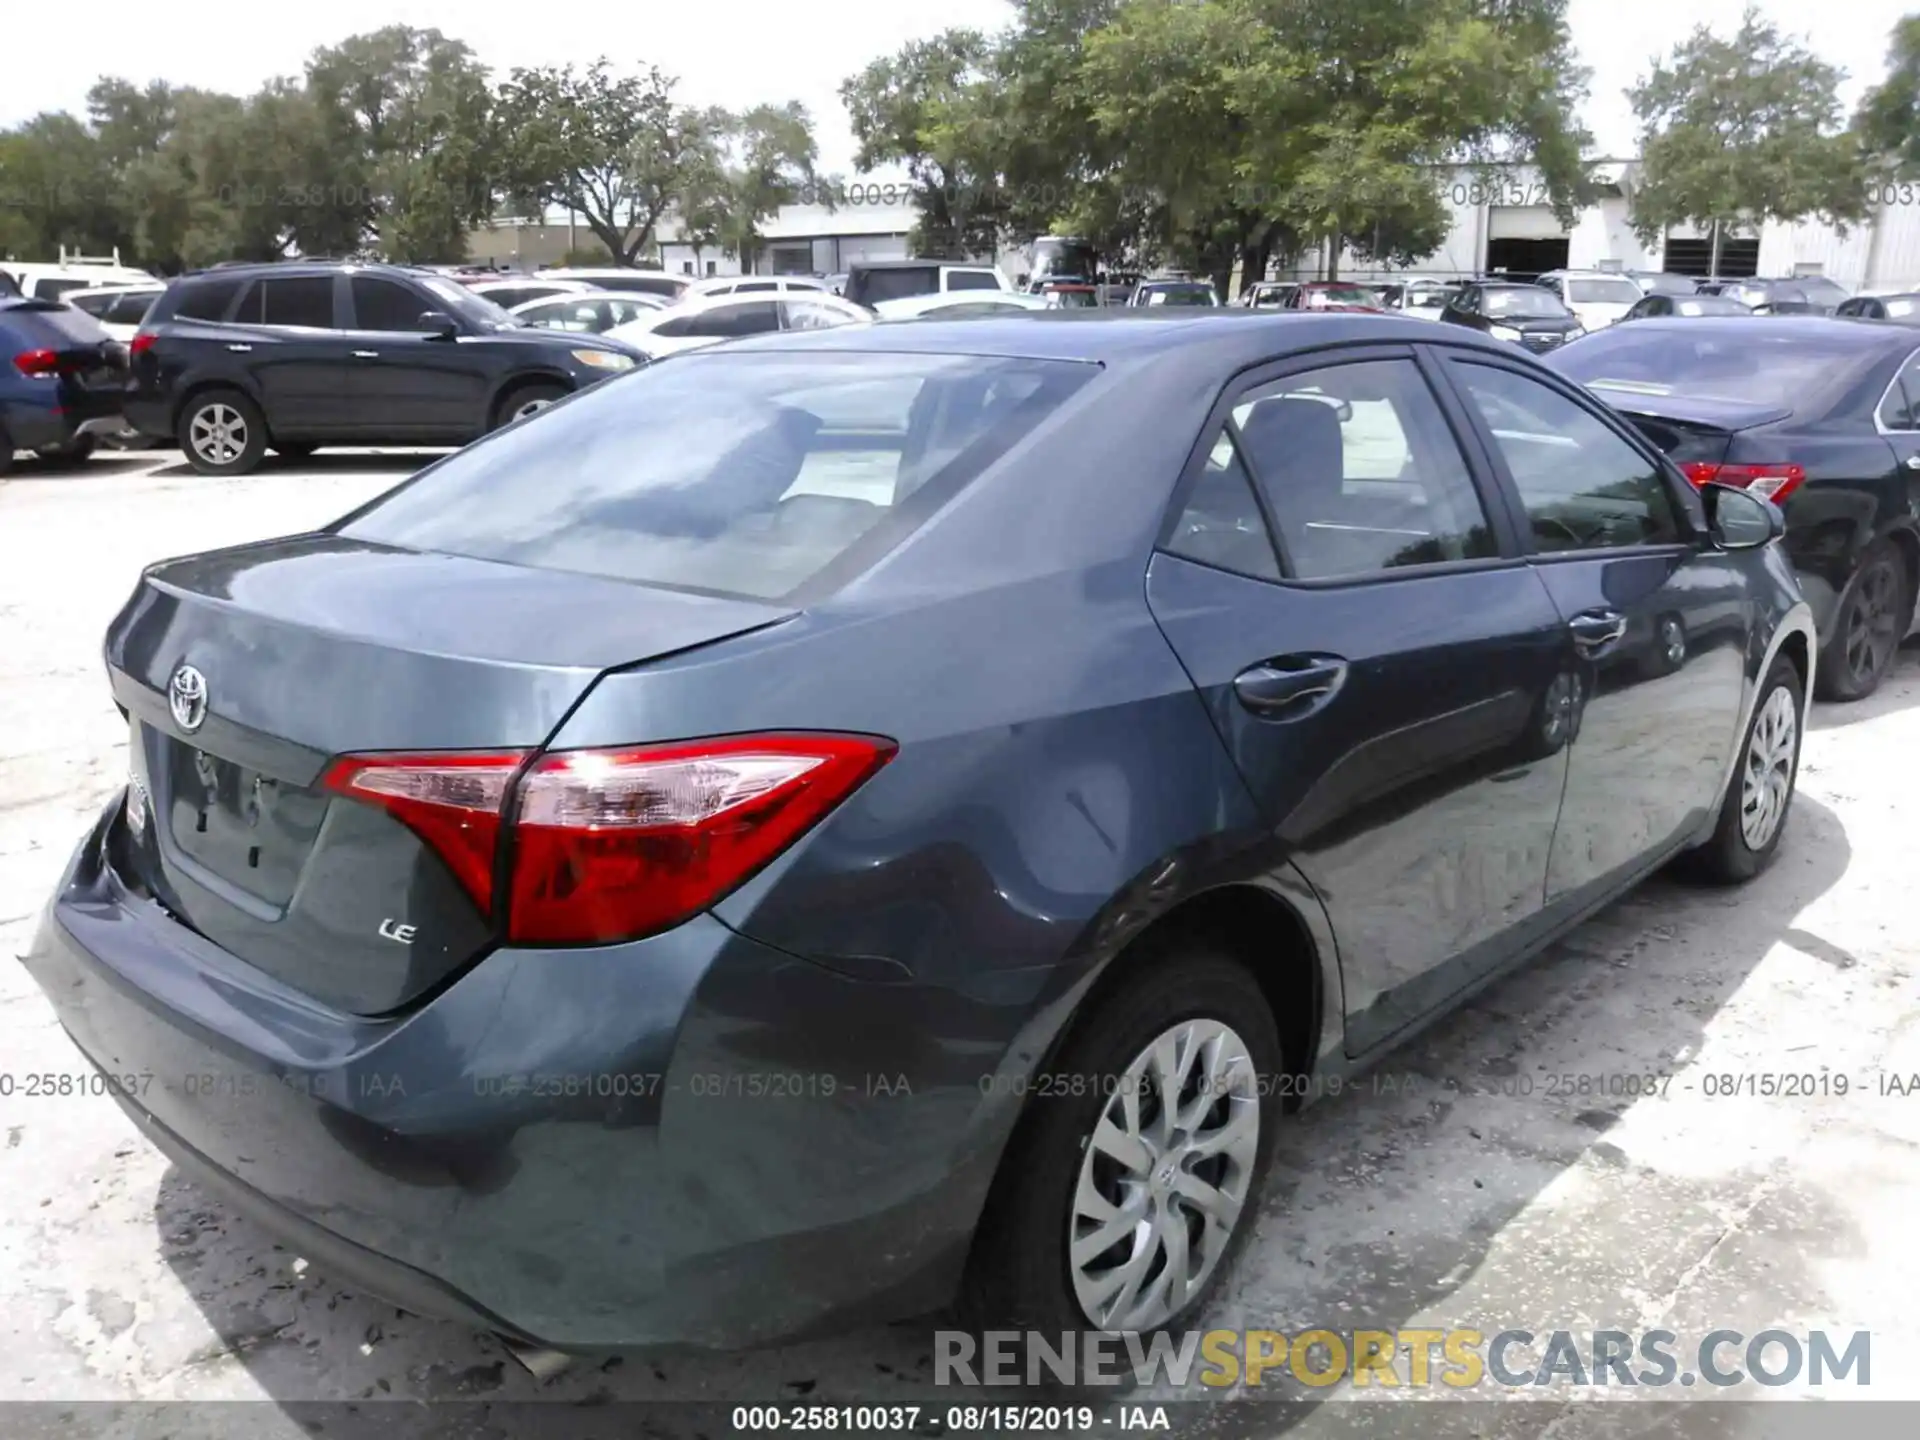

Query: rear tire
left=178, top=389, right=268, bottom=476
left=1816, top=540, right=1909, bottom=702
left=490, top=381, right=568, bottom=431
left=962, top=951, right=1281, bottom=1339
left=1683, top=653, right=1803, bottom=884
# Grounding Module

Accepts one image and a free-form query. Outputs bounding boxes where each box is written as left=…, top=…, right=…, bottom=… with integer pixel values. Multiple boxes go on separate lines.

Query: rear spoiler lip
left=1581, top=383, right=1793, bottom=431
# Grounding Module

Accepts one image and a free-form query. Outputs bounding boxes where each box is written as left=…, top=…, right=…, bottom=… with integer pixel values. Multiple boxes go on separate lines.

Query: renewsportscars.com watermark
left=936, top=1328, right=1872, bottom=1390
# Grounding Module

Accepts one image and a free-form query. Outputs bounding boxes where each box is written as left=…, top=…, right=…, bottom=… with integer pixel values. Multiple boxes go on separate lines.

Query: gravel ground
left=3, top=449, right=1919, bottom=1436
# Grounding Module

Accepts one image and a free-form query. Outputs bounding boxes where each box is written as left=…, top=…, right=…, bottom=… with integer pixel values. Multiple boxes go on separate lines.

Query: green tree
left=1856, top=15, right=1920, bottom=176
left=718, top=102, right=820, bottom=270
left=1629, top=6, right=1868, bottom=274
left=841, top=31, right=1011, bottom=258
left=496, top=60, right=704, bottom=264
left=305, top=26, right=498, bottom=261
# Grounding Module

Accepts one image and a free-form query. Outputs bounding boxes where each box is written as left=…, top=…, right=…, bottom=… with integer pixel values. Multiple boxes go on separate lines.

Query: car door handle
left=1905, top=453, right=1920, bottom=470
left=352, top=350, right=380, bottom=359
left=1568, top=609, right=1628, bottom=654
left=1232, top=656, right=1349, bottom=718
left=226, top=343, right=252, bottom=353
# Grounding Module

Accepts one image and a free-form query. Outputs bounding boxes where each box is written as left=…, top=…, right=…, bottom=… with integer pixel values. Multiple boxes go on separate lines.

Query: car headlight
left=1489, top=324, right=1523, bottom=342
left=571, top=349, right=636, bottom=371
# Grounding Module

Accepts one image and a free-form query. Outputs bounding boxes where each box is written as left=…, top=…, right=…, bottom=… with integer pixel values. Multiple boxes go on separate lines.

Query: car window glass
left=783, top=300, right=858, bottom=331
left=610, top=299, right=655, bottom=325
left=33, top=277, right=92, bottom=300
left=651, top=314, right=695, bottom=339
left=173, top=277, right=242, bottom=322
left=351, top=277, right=435, bottom=331
left=1228, top=359, right=1496, bottom=580
left=1879, top=354, right=1920, bottom=430
left=251, top=276, right=335, bottom=328
left=689, top=301, right=781, bottom=338
left=340, top=353, right=1094, bottom=601
left=1452, top=362, right=1683, bottom=552
left=108, top=291, right=159, bottom=324
left=1164, top=432, right=1283, bottom=580
left=736, top=281, right=779, bottom=293
left=66, top=291, right=115, bottom=316
left=948, top=271, right=1001, bottom=291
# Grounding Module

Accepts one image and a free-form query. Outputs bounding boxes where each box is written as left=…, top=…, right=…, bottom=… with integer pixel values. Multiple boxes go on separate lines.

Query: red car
left=1285, top=282, right=1387, bottom=314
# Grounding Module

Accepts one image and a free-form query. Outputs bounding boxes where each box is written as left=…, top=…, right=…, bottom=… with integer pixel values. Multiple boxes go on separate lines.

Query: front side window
left=339, top=352, right=1094, bottom=600
left=1450, top=361, right=1682, bottom=552
left=351, top=277, right=436, bottom=332
left=1227, top=359, right=1496, bottom=580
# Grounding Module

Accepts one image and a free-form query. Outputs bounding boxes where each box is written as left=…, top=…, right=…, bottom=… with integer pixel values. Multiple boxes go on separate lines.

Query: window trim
left=238, top=273, right=345, bottom=331
left=347, top=275, right=443, bottom=334
left=1434, top=351, right=1708, bottom=561
left=1154, top=341, right=1530, bottom=591
left=1871, top=343, right=1920, bottom=435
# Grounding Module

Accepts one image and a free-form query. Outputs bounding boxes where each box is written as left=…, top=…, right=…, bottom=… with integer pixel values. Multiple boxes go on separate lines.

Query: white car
left=536, top=267, right=692, bottom=302
left=509, top=291, right=668, bottom=334
left=0, top=260, right=158, bottom=302
left=59, top=284, right=167, bottom=341
left=1533, top=271, right=1643, bottom=331
left=685, top=275, right=827, bottom=299
left=468, top=277, right=603, bottom=310
left=605, top=293, right=871, bottom=358
left=875, top=291, right=1049, bottom=319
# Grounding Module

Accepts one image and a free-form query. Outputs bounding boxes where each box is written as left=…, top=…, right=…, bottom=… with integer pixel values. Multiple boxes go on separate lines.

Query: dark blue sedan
left=24, top=311, right=1813, bottom=1355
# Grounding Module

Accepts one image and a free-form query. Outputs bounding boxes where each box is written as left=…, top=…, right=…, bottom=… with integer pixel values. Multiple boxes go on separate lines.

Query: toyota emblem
left=168, top=664, right=209, bottom=733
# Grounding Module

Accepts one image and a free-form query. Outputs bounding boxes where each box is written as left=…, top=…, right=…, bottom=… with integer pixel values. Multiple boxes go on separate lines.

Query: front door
left=342, top=275, right=492, bottom=441
left=1439, top=356, right=1749, bottom=910
left=232, top=274, right=353, bottom=437
left=1145, top=347, right=1575, bottom=1056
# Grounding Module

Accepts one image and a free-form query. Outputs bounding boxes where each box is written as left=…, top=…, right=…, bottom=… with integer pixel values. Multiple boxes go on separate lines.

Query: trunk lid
left=106, top=533, right=794, bottom=1014
left=1582, top=385, right=1792, bottom=469
left=2, top=298, right=128, bottom=418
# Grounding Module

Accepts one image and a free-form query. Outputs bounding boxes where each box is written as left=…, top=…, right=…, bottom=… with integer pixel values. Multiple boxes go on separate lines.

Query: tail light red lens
left=321, top=752, right=525, bottom=911
left=13, top=348, right=60, bottom=376
left=322, top=734, right=894, bottom=947
left=1680, top=460, right=1805, bottom=504
left=128, top=333, right=157, bottom=358
left=508, top=734, right=895, bottom=944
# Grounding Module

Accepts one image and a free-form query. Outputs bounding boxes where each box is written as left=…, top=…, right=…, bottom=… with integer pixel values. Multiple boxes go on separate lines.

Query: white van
left=0, top=248, right=158, bottom=302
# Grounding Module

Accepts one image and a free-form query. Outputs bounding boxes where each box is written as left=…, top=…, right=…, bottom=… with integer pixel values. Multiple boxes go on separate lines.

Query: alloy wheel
left=512, top=396, right=555, bottom=421
left=189, top=404, right=247, bottom=467
left=1068, top=1017, right=1261, bottom=1331
left=1739, top=684, right=1797, bottom=851
left=1843, top=559, right=1901, bottom=689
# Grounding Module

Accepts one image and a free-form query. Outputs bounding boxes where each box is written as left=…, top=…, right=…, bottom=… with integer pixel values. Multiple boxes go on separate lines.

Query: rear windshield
left=0, top=300, right=110, bottom=347
left=1565, top=277, right=1642, bottom=304
left=339, top=351, right=1095, bottom=600
left=1549, top=327, right=1879, bottom=412
left=1483, top=288, right=1570, bottom=318
left=1146, top=284, right=1217, bottom=306
left=851, top=267, right=938, bottom=306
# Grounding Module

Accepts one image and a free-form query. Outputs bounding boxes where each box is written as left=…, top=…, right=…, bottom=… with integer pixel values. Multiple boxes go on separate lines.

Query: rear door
left=342, top=274, right=491, bottom=440
left=1439, top=355, right=1749, bottom=911
left=1145, top=345, right=1574, bottom=1056
left=229, top=274, right=353, bottom=437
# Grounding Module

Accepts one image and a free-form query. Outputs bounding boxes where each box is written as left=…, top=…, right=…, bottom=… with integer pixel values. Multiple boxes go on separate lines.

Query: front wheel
left=1684, top=653, right=1804, bottom=884
left=1816, top=540, right=1909, bottom=702
left=490, top=382, right=568, bottom=432
left=177, top=390, right=268, bottom=476
left=962, top=953, right=1280, bottom=1337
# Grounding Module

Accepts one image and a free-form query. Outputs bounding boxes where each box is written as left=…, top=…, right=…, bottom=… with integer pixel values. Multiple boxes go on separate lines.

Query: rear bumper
left=124, top=395, right=173, bottom=440
left=22, top=803, right=1011, bottom=1351
left=1, top=396, right=88, bottom=451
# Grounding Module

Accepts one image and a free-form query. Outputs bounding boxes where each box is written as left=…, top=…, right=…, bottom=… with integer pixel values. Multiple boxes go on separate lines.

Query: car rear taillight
left=322, top=752, right=525, bottom=911
left=128, top=332, right=156, bottom=358
left=322, top=734, right=894, bottom=946
left=13, top=348, right=59, bottom=376
left=1680, top=460, right=1806, bottom=504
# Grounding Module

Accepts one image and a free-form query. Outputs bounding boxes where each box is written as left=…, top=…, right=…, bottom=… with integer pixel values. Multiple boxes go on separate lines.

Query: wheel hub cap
left=1739, top=684, right=1797, bottom=850
left=1068, top=1017, right=1261, bottom=1332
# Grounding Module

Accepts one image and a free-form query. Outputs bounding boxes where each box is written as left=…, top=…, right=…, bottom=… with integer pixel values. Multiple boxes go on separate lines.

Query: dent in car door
left=1441, top=357, right=1749, bottom=908
left=1145, top=347, right=1575, bottom=1057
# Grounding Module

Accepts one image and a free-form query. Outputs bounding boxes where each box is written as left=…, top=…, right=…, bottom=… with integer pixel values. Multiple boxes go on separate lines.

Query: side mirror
left=418, top=311, right=459, bottom=340
left=1703, top=482, right=1782, bottom=549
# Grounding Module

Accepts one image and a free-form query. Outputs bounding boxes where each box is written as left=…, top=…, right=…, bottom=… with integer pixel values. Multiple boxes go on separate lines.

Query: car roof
left=1593, top=315, right=1915, bottom=350
left=711, top=309, right=1521, bottom=366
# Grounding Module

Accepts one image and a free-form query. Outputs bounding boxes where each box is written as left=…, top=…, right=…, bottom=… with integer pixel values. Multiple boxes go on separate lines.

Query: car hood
left=485, top=326, right=642, bottom=359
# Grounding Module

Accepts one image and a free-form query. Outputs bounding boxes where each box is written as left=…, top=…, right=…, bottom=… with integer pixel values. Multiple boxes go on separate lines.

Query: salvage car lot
left=5, top=450, right=1920, bottom=1429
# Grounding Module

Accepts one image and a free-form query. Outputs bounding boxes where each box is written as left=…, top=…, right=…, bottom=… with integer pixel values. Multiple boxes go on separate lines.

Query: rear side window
left=170, top=277, right=243, bottom=322
left=339, top=352, right=1095, bottom=600
left=852, top=267, right=937, bottom=306
left=107, top=291, right=159, bottom=324
left=66, top=292, right=116, bottom=317
left=947, top=270, right=1000, bottom=291
left=1164, top=433, right=1283, bottom=580
left=686, top=302, right=780, bottom=338
left=237, top=276, right=336, bottom=328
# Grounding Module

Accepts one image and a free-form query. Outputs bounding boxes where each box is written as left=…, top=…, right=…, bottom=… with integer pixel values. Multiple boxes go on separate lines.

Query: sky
left=5, top=0, right=1915, bottom=173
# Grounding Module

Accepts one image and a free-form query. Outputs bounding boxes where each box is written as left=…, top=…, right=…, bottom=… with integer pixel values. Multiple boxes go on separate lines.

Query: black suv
left=126, top=262, right=644, bottom=475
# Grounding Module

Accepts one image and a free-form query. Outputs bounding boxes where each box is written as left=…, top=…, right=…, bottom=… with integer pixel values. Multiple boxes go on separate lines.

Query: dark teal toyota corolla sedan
left=23, top=311, right=1813, bottom=1358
